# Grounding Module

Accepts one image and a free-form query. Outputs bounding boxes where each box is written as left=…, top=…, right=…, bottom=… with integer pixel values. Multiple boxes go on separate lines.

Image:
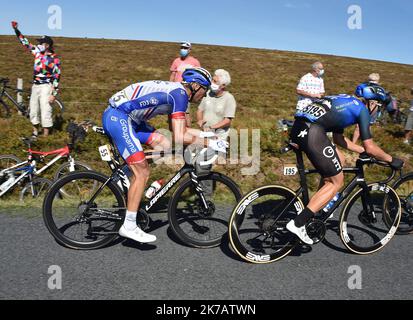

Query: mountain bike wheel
left=53, top=161, right=92, bottom=180
left=389, top=173, right=413, bottom=234
left=43, top=171, right=126, bottom=250
left=229, top=186, right=303, bottom=264
left=20, top=177, right=53, bottom=202
left=0, top=100, right=11, bottom=118
left=340, top=183, right=401, bottom=255
left=52, top=98, right=65, bottom=115
left=0, top=155, right=23, bottom=186
left=168, top=172, right=242, bottom=248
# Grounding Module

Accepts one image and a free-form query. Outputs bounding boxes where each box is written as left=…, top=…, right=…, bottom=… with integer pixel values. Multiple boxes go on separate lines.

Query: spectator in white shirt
left=296, top=62, right=325, bottom=112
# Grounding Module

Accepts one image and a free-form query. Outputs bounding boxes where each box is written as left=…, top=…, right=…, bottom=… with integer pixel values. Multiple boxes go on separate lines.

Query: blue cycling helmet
left=355, top=83, right=388, bottom=102
left=182, top=67, right=212, bottom=88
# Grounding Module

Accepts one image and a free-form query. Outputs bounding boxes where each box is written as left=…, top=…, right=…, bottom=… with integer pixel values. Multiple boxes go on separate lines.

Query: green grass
left=0, top=35, right=412, bottom=200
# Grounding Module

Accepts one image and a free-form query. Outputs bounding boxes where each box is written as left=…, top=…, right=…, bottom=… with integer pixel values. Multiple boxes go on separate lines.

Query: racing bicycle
left=42, top=126, right=242, bottom=250
left=0, top=77, right=64, bottom=119
left=0, top=122, right=92, bottom=201
left=229, top=142, right=401, bottom=264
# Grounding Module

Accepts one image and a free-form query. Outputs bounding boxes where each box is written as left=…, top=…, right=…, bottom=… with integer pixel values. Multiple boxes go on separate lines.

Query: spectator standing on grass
left=194, top=69, right=236, bottom=141
left=170, top=42, right=201, bottom=127
left=11, top=21, right=61, bottom=138
left=296, top=61, right=325, bottom=112
left=404, top=87, right=413, bottom=145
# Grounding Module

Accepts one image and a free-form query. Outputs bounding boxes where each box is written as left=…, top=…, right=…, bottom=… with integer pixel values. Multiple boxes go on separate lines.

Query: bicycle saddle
left=21, top=137, right=35, bottom=148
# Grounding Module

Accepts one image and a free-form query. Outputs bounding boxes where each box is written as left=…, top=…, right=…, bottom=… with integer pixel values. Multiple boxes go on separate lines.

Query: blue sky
left=1, top=0, right=412, bottom=64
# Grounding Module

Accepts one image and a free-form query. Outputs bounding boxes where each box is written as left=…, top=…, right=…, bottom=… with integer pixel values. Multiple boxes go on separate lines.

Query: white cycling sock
left=124, top=211, right=137, bottom=231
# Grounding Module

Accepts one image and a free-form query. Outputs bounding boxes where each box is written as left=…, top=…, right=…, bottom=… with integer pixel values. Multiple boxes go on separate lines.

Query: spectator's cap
left=368, top=73, right=380, bottom=84
left=36, top=35, right=54, bottom=47
left=180, top=42, right=192, bottom=49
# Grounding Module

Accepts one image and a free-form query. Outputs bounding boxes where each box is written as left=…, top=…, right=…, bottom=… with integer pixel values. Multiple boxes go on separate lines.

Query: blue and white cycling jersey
left=103, top=81, right=189, bottom=164
left=295, top=94, right=373, bottom=141
left=109, top=80, right=189, bottom=123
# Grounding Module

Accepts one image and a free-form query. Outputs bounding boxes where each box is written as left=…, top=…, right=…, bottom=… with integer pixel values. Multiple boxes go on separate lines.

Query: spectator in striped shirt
left=12, top=21, right=61, bottom=138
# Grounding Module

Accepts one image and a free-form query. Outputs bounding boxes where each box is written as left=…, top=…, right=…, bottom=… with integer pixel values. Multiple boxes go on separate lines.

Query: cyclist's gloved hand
left=390, top=157, right=404, bottom=170
left=208, top=139, right=229, bottom=154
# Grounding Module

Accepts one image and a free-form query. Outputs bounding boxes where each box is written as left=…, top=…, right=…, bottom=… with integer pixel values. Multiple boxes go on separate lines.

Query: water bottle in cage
left=145, top=179, right=165, bottom=199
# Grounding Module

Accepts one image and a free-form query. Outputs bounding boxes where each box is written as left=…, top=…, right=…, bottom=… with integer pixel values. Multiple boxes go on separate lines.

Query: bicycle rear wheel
left=43, top=171, right=126, bottom=250
left=20, top=177, right=53, bottom=202
left=53, top=161, right=92, bottom=180
left=339, top=183, right=401, bottom=254
left=168, top=172, right=242, bottom=248
left=229, top=186, right=303, bottom=264
left=390, top=173, right=413, bottom=234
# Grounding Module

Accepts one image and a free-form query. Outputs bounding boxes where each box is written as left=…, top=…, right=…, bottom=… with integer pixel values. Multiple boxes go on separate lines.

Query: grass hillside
left=0, top=35, right=412, bottom=193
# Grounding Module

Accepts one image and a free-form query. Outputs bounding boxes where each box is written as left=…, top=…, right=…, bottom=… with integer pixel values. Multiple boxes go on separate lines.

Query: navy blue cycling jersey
left=109, top=81, right=189, bottom=124
left=295, top=94, right=372, bottom=141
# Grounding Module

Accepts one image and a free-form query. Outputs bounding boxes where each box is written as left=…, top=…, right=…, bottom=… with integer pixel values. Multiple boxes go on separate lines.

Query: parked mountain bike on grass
left=0, top=78, right=64, bottom=120
left=0, top=121, right=92, bottom=201
left=42, top=125, right=242, bottom=250
left=228, top=142, right=402, bottom=264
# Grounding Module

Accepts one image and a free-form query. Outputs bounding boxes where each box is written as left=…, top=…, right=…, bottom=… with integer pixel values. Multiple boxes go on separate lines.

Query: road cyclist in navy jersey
left=286, top=83, right=404, bottom=244
left=102, top=68, right=228, bottom=244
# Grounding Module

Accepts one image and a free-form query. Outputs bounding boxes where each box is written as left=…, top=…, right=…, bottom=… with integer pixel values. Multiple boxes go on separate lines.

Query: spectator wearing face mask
left=11, top=21, right=61, bottom=138
left=196, top=69, right=236, bottom=141
left=296, top=61, right=325, bottom=112
left=170, top=42, right=201, bottom=126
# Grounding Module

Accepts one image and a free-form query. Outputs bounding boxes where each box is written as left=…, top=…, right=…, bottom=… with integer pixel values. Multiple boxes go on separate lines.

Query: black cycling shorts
left=290, top=120, right=343, bottom=178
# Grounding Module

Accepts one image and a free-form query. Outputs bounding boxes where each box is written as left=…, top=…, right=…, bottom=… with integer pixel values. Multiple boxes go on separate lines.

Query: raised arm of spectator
left=11, top=22, right=38, bottom=56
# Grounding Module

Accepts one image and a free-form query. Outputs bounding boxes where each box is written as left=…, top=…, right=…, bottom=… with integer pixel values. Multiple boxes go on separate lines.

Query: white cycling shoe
left=286, top=220, right=314, bottom=245
left=119, top=226, right=157, bottom=243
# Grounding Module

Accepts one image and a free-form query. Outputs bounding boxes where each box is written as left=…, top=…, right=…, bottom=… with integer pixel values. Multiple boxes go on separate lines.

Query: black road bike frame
left=281, top=143, right=397, bottom=223
left=90, top=128, right=213, bottom=216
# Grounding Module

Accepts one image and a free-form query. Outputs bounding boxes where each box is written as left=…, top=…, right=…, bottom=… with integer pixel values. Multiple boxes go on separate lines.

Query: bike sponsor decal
left=323, top=146, right=335, bottom=159
left=380, top=226, right=398, bottom=246
left=341, top=222, right=351, bottom=243
left=372, top=184, right=390, bottom=194
left=294, top=201, right=304, bottom=214
left=246, top=252, right=271, bottom=262
left=236, top=192, right=259, bottom=215
left=145, top=172, right=182, bottom=210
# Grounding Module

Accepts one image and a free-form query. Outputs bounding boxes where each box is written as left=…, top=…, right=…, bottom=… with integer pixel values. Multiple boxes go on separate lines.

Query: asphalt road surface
left=0, top=208, right=412, bottom=300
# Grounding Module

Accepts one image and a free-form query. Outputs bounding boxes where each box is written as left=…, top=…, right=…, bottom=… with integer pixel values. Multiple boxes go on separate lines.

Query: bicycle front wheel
left=390, top=173, right=413, bottom=234
left=340, top=183, right=401, bottom=255
left=168, top=172, right=242, bottom=248
left=229, top=186, right=303, bottom=264
left=43, top=171, right=126, bottom=250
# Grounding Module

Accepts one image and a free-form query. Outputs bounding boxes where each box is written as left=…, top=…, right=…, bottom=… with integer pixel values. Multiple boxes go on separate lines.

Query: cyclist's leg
left=288, top=121, right=344, bottom=244
left=102, top=107, right=155, bottom=242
